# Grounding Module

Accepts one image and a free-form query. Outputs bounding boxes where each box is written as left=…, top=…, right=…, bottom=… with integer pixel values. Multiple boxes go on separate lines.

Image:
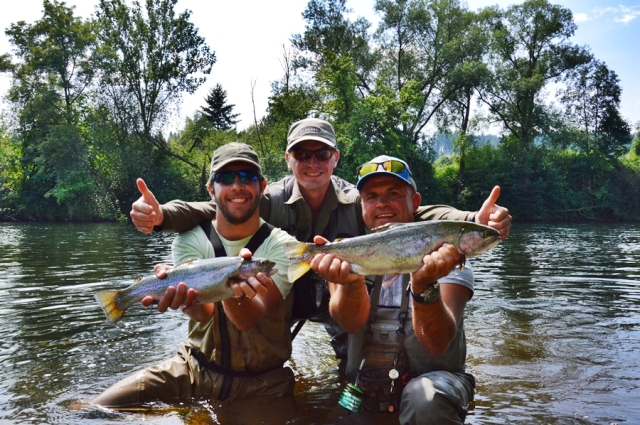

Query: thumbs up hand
left=474, top=186, right=512, bottom=240
left=130, top=178, right=164, bottom=234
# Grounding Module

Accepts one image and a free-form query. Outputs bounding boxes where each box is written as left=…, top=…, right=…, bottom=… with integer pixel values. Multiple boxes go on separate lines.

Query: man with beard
left=91, top=143, right=297, bottom=408
left=129, top=118, right=512, bottom=374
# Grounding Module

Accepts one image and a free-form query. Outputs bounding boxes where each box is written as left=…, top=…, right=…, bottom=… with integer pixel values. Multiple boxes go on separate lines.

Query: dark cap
left=356, top=155, right=417, bottom=191
left=210, top=142, right=261, bottom=177
left=286, top=118, right=337, bottom=150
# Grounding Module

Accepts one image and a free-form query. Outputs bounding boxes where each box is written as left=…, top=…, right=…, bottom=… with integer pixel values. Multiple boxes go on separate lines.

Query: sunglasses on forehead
left=357, top=160, right=408, bottom=178
left=212, top=170, right=261, bottom=185
left=289, top=147, right=336, bottom=162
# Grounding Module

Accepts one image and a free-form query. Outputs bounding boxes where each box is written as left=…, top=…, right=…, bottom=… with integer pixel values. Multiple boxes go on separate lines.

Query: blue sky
left=1, top=0, right=638, bottom=133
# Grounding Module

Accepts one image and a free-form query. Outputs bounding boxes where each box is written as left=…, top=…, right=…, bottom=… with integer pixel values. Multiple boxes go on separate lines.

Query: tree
left=5, top=0, right=101, bottom=219
left=477, top=0, right=590, bottom=150
left=200, top=84, right=239, bottom=130
left=560, top=59, right=631, bottom=157
left=95, top=0, right=216, bottom=145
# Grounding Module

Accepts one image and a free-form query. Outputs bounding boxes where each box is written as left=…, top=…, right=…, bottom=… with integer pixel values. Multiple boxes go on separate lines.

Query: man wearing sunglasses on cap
left=129, top=118, right=511, bottom=374
left=310, top=155, right=484, bottom=424
left=91, top=143, right=298, bottom=408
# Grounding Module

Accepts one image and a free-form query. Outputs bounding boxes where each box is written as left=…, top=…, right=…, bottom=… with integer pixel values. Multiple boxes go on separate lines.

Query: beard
left=214, top=190, right=262, bottom=225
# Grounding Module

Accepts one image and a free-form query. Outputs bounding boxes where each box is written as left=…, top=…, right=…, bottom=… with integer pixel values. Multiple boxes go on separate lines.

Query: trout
left=95, top=257, right=276, bottom=324
left=283, top=220, right=500, bottom=282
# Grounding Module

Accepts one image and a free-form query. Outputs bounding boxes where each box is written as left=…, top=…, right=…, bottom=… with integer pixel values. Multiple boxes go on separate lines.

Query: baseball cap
left=286, top=118, right=338, bottom=150
left=210, top=142, right=262, bottom=177
left=356, top=155, right=417, bottom=191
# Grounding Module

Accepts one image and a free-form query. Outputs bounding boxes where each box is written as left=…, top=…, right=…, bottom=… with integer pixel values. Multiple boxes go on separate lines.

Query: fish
left=94, top=257, right=277, bottom=324
left=283, top=220, right=500, bottom=282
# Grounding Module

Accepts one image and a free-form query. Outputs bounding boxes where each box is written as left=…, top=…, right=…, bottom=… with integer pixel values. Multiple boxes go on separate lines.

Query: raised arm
left=129, top=178, right=217, bottom=233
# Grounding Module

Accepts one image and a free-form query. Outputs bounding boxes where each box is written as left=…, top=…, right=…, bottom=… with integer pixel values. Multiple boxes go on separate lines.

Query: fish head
left=240, top=258, right=278, bottom=278
left=458, top=224, right=500, bottom=257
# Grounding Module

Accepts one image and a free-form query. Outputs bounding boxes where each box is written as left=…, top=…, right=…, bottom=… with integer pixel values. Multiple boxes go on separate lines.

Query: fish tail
left=283, top=241, right=313, bottom=282
left=94, top=290, right=126, bottom=324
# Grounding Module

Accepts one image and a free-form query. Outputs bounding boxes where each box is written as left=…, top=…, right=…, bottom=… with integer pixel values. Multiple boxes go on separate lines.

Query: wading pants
left=399, top=370, right=475, bottom=425
left=90, top=345, right=295, bottom=408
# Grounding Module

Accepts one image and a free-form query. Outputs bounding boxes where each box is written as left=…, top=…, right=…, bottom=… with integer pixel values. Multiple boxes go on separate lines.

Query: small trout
left=283, top=220, right=500, bottom=282
left=95, top=257, right=277, bottom=324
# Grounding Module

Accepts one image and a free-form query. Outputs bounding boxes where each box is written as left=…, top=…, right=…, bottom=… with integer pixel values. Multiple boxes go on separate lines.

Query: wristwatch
left=409, top=282, right=440, bottom=304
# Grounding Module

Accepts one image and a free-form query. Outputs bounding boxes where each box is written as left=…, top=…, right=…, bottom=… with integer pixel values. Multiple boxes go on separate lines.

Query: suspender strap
left=366, top=274, right=411, bottom=345
left=196, top=221, right=276, bottom=400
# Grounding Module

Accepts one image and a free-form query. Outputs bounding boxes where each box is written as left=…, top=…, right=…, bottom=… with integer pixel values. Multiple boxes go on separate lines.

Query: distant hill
left=430, top=133, right=500, bottom=158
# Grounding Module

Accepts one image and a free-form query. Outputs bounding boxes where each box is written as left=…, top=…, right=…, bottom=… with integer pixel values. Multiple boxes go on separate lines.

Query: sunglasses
left=357, top=160, right=408, bottom=178
left=289, top=147, right=336, bottom=162
left=212, top=170, right=261, bottom=185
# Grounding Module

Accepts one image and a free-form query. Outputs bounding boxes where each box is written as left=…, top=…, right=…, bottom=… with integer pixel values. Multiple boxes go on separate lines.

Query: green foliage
left=200, top=84, right=239, bottom=130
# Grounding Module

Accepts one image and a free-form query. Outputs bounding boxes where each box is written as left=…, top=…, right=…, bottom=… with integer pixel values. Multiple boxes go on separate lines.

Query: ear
left=285, top=151, right=293, bottom=170
left=334, top=149, right=340, bottom=166
left=206, top=181, right=215, bottom=199
left=411, top=191, right=421, bottom=212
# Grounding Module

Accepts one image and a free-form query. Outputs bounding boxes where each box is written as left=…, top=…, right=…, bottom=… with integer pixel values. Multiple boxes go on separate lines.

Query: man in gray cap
left=129, top=117, right=512, bottom=373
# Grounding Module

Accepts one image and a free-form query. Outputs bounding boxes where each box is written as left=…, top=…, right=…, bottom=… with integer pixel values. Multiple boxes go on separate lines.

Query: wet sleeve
left=414, top=205, right=470, bottom=222
left=159, top=200, right=217, bottom=232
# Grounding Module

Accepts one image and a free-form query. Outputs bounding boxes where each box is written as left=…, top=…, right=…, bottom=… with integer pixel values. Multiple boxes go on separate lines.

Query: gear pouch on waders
left=347, top=275, right=413, bottom=415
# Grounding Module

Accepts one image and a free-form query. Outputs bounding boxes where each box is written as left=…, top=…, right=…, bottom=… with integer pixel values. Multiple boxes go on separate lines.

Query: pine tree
left=201, top=84, right=240, bottom=130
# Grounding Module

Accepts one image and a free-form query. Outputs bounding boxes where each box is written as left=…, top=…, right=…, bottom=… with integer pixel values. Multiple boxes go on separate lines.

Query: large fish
left=283, top=220, right=500, bottom=282
left=95, top=257, right=277, bottom=324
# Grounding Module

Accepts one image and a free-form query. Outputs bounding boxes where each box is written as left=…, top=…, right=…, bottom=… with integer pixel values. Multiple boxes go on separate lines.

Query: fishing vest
left=265, top=175, right=363, bottom=323
left=347, top=274, right=469, bottom=380
left=192, top=220, right=292, bottom=401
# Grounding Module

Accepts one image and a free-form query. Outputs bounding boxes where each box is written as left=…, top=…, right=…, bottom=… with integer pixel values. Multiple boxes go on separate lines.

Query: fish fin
left=175, top=259, right=198, bottom=268
left=134, top=277, right=142, bottom=283
left=370, top=222, right=404, bottom=233
left=459, top=253, right=466, bottom=270
left=283, top=241, right=313, bottom=282
left=94, top=291, right=126, bottom=324
left=287, top=258, right=312, bottom=282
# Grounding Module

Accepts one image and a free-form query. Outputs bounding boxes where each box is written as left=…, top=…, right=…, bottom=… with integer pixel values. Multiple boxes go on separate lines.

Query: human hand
left=141, top=282, right=197, bottom=313
left=310, top=236, right=361, bottom=286
left=229, top=271, right=274, bottom=301
left=474, top=186, right=512, bottom=240
left=130, top=178, right=164, bottom=234
left=411, top=244, right=460, bottom=294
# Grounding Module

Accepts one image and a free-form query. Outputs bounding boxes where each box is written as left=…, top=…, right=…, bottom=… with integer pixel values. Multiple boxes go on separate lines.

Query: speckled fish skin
left=283, top=220, right=500, bottom=282
left=95, top=257, right=276, bottom=324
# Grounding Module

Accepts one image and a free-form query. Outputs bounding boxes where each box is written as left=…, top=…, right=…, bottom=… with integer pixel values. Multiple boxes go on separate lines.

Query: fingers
left=313, top=235, right=330, bottom=246
left=310, top=253, right=357, bottom=285
left=475, top=186, right=501, bottom=226
left=154, top=263, right=173, bottom=279
left=130, top=178, right=163, bottom=232
left=413, top=244, right=460, bottom=285
left=238, top=248, right=253, bottom=259
left=229, top=274, right=272, bottom=301
left=155, top=282, right=189, bottom=313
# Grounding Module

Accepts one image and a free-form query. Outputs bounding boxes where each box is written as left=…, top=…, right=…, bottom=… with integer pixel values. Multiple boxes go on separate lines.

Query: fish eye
left=484, top=230, right=492, bottom=238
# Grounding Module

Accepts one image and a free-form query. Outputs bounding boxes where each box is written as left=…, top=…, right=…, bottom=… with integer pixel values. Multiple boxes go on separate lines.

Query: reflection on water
left=0, top=222, right=639, bottom=424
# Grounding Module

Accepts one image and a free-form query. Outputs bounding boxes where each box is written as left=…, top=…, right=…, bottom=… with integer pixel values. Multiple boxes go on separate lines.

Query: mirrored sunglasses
left=289, top=147, right=336, bottom=162
left=357, top=160, right=408, bottom=178
left=213, top=170, right=261, bottom=185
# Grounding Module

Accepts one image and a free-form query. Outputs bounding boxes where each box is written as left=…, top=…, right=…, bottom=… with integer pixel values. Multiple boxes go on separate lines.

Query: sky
left=1, top=0, right=639, bottom=133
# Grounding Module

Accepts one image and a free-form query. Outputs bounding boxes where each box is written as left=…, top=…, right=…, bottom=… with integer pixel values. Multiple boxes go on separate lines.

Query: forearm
left=328, top=278, right=370, bottom=334
left=221, top=297, right=267, bottom=331
left=160, top=200, right=217, bottom=232
left=184, top=303, right=215, bottom=323
left=411, top=299, right=457, bottom=356
left=414, top=205, right=470, bottom=222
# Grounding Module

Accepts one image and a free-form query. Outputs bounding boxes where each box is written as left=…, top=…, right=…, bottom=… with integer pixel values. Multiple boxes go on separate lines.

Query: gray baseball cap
left=210, top=142, right=261, bottom=177
left=286, top=118, right=338, bottom=150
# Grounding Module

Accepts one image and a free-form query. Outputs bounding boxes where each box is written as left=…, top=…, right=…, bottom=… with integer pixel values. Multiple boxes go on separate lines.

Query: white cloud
left=574, top=13, right=590, bottom=23
left=592, top=5, right=640, bottom=24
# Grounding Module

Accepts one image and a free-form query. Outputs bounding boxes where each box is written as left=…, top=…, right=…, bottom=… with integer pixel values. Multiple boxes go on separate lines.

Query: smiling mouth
left=229, top=197, right=249, bottom=204
left=376, top=213, right=395, bottom=219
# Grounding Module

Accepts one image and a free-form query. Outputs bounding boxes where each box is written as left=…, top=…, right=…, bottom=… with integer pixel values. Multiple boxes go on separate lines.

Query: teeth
left=230, top=198, right=247, bottom=203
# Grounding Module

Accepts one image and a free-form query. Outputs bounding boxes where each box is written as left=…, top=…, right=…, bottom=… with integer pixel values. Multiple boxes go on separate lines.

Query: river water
left=0, top=222, right=638, bottom=424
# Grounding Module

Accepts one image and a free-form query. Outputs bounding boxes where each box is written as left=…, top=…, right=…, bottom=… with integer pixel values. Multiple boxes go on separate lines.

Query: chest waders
left=196, top=221, right=275, bottom=401
left=342, top=275, right=412, bottom=414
